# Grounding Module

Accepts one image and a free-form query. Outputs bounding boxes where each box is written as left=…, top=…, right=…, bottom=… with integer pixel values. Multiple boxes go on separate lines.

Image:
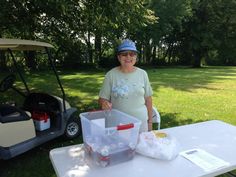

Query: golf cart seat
left=23, top=92, right=61, bottom=113
left=0, top=104, right=30, bottom=123
left=0, top=105, right=36, bottom=147
left=23, top=92, right=64, bottom=129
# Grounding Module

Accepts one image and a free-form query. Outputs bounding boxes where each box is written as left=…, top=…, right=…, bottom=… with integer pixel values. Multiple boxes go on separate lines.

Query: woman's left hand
left=148, top=121, right=153, bottom=131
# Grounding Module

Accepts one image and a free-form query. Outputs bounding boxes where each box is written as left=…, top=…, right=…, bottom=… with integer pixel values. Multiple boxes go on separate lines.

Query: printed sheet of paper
left=180, top=149, right=230, bottom=172
left=91, top=118, right=105, bottom=128
left=91, top=118, right=105, bottom=135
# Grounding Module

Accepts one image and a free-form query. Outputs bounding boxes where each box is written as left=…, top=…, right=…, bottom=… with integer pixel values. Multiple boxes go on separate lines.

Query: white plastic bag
left=135, top=131, right=180, bottom=160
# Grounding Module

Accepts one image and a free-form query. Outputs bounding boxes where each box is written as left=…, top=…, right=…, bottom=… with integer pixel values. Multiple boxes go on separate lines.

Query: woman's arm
left=145, top=96, right=153, bottom=131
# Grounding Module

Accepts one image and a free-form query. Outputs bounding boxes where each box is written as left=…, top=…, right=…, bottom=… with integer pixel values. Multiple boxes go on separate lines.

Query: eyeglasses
left=119, top=51, right=137, bottom=57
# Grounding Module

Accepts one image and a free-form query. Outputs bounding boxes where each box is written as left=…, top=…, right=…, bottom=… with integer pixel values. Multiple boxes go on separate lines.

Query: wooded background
left=0, top=0, right=236, bottom=70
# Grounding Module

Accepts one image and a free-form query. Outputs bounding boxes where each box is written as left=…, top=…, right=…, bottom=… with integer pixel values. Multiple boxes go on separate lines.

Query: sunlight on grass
left=149, top=66, right=236, bottom=127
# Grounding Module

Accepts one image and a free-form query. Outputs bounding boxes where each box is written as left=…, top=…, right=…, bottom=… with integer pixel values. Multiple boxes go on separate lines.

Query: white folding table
left=50, top=120, right=236, bottom=177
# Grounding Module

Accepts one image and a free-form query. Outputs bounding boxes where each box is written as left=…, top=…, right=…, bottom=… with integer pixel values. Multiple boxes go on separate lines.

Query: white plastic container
left=32, top=112, right=50, bottom=131
left=80, top=109, right=141, bottom=167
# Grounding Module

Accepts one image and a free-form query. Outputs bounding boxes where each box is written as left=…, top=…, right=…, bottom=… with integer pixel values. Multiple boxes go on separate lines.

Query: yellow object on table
left=152, top=131, right=167, bottom=138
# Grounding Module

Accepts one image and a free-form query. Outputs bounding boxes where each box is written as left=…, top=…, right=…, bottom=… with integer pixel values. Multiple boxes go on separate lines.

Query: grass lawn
left=0, top=66, right=236, bottom=177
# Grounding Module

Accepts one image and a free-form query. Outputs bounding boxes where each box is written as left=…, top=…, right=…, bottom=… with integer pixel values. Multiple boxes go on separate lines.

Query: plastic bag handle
left=117, top=123, right=134, bottom=130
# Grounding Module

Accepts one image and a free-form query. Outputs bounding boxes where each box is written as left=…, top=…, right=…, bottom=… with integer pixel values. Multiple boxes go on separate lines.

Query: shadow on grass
left=2, top=66, right=236, bottom=108
left=2, top=66, right=236, bottom=101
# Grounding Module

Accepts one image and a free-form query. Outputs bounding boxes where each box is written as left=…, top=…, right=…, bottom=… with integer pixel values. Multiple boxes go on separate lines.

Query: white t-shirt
left=99, top=67, right=153, bottom=132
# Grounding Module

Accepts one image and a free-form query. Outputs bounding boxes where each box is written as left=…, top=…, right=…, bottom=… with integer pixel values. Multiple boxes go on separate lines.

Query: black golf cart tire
left=64, top=115, right=82, bottom=139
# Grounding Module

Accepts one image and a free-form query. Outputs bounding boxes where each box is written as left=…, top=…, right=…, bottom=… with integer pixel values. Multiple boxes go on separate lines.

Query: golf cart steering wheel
left=0, top=74, right=16, bottom=92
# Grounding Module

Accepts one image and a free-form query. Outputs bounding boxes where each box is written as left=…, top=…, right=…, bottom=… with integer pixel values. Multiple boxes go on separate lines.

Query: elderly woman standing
left=98, top=39, right=153, bottom=132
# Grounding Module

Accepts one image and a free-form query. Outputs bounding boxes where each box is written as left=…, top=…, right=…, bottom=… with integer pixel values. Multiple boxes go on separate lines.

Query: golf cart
left=0, top=38, right=81, bottom=160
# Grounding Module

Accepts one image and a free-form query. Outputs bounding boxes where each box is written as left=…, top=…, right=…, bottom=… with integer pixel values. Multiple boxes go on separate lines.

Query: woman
left=98, top=39, right=153, bottom=132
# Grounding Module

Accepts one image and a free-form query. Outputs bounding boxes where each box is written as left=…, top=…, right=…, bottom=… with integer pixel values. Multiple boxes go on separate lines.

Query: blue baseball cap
left=117, top=39, right=138, bottom=53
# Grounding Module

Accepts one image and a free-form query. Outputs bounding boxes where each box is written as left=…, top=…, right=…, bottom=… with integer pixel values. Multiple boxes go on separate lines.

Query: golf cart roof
left=0, top=38, right=54, bottom=51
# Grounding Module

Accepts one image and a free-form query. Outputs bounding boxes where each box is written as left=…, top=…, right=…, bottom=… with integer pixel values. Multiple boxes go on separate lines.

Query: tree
left=138, top=0, right=192, bottom=64
left=178, top=0, right=236, bottom=67
left=211, top=0, right=236, bottom=65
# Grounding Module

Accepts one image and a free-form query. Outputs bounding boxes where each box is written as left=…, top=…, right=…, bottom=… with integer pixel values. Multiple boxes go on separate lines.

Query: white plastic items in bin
left=80, top=109, right=141, bottom=167
left=31, top=112, right=50, bottom=131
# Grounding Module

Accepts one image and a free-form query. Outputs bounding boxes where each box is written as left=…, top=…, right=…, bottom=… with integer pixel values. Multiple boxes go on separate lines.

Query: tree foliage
left=0, top=0, right=235, bottom=69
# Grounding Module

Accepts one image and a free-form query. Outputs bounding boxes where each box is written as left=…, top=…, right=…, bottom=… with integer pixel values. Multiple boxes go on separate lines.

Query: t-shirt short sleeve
left=143, top=71, right=153, bottom=97
left=99, top=72, right=112, bottom=100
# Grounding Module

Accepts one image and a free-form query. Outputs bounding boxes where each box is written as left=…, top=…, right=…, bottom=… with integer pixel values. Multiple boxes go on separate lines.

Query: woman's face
left=118, top=51, right=137, bottom=67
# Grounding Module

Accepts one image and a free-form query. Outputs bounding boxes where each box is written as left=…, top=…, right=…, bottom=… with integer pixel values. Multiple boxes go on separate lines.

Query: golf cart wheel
left=64, top=114, right=81, bottom=139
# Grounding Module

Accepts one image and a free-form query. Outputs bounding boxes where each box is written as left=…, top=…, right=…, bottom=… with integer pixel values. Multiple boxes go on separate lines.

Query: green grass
left=148, top=66, right=236, bottom=128
left=0, top=66, right=236, bottom=177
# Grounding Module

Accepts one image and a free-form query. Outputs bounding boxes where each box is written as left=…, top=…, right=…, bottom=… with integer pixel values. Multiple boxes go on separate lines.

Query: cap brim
left=118, top=48, right=139, bottom=53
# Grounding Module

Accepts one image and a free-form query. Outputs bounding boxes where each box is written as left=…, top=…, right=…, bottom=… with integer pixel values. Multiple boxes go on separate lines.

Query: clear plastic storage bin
left=80, top=109, right=141, bottom=167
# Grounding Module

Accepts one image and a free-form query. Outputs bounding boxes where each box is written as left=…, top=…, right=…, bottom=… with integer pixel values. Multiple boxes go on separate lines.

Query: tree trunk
left=139, top=43, right=144, bottom=63
left=163, top=48, right=168, bottom=62
left=87, top=31, right=93, bottom=63
left=167, top=43, right=174, bottom=64
left=192, top=51, right=202, bottom=68
left=95, top=33, right=102, bottom=63
left=152, top=46, right=156, bottom=62
left=24, top=51, right=37, bottom=70
left=0, top=51, right=7, bottom=71
left=145, top=41, right=151, bottom=64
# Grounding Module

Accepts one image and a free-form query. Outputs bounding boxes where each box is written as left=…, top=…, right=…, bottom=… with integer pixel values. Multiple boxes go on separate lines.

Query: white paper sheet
left=180, top=149, right=230, bottom=172
left=91, top=118, right=105, bottom=135
left=91, top=118, right=105, bottom=128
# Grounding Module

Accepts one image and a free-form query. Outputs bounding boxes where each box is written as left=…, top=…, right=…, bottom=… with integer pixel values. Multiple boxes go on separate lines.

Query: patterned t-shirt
left=99, top=67, right=153, bottom=132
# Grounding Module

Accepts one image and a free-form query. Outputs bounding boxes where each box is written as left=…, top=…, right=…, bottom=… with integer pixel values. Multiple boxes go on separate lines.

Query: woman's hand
left=148, top=121, right=153, bottom=131
left=145, top=96, right=153, bottom=131
left=98, top=98, right=112, bottom=110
